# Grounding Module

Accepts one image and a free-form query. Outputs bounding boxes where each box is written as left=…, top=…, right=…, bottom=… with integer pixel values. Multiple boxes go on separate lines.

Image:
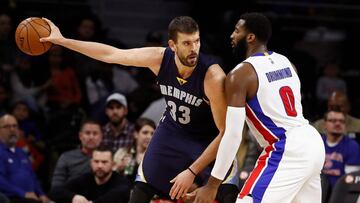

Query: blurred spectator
left=10, top=53, right=49, bottom=112
left=11, top=101, right=45, bottom=171
left=0, top=11, right=16, bottom=87
left=44, top=45, right=84, bottom=154
left=321, top=110, right=360, bottom=198
left=71, top=15, right=107, bottom=109
left=85, top=62, right=113, bottom=107
left=51, top=119, right=102, bottom=189
left=313, top=91, right=360, bottom=137
left=328, top=170, right=360, bottom=203
left=50, top=146, right=131, bottom=203
left=112, top=65, right=139, bottom=95
left=12, top=100, right=44, bottom=147
left=45, top=45, right=81, bottom=110
left=316, top=63, right=347, bottom=112
left=101, top=93, right=134, bottom=153
left=140, top=97, right=166, bottom=125
left=114, top=118, right=155, bottom=181
left=0, top=114, right=50, bottom=203
left=127, top=31, right=163, bottom=120
left=0, top=83, right=10, bottom=116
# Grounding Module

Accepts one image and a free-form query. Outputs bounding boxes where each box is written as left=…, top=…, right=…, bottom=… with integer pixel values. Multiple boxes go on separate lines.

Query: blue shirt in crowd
left=0, top=142, right=44, bottom=198
left=322, top=134, right=360, bottom=187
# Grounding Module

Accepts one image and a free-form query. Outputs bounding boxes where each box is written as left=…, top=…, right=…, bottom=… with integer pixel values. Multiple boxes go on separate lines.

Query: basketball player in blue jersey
left=40, top=16, right=239, bottom=202
left=193, top=13, right=325, bottom=203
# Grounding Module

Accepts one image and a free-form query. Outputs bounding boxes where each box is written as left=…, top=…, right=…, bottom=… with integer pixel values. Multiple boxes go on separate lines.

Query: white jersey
left=243, top=51, right=308, bottom=147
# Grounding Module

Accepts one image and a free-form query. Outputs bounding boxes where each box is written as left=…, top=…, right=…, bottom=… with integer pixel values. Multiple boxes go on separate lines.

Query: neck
left=136, top=145, right=146, bottom=154
left=111, top=119, right=127, bottom=134
left=326, top=133, right=343, bottom=143
left=247, top=44, right=267, bottom=58
left=95, top=172, right=112, bottom=185
left=81, top=147, right=93, bottom=156
left=174, top=55, right=195, bottom=79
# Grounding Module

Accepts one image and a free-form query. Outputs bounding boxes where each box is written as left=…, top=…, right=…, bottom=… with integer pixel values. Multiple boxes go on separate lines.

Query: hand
left=193, top=185, right=218, bottom=203
left=25, top=192, right=39, bottom=200
left=40, top=18, right=65, bottom=44
left=181, top=191, right=196, bottom=203
left=39, top=195, right=51, bottom=203
left=169, top=169, right=196, bottom=200
left=72, top=195, right=90, bottom=203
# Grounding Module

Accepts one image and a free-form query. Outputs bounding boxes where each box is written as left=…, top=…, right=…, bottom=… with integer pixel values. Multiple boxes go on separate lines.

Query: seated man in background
left=50, top=146, right=131, bottom=203
left=321, top=110, right=360, bottom=201
left=51, top=119, right=103, bottom=188
left=0, top=114, right=50, bottom=203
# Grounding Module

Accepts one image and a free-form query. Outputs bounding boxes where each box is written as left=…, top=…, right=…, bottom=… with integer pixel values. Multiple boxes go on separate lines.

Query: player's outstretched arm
left=40, top=18, right=164, bottom=74
left=169, top=64, right=226, bottom=200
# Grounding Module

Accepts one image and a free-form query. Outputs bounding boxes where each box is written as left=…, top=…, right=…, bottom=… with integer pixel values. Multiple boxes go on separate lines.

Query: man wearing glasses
left=0, top=114, right=51, bottom=203
left=322, top=110, right=360, bottom=194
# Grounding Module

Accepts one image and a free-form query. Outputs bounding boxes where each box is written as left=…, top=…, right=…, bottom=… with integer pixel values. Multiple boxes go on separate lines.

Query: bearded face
left=177, top=49, right=199, bottom=67
left=170, top=32, right=200, bottom=68
left=232, top=36, right=248, bottom=62
left=91, top=151, right=113, bottom=181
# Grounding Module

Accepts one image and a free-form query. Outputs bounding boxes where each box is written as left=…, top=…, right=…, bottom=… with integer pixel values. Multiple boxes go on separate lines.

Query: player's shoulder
left=228, top=62, right=255, bottom=79
left=205, top=63, right=225, bottom=85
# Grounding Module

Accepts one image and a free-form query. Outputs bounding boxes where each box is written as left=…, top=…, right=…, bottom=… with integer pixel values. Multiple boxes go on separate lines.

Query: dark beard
left=232, top=37, right=247, bottom=63
left=179, top=55, right=198, bottom=67
left=111, top=117, right=123, bottom=127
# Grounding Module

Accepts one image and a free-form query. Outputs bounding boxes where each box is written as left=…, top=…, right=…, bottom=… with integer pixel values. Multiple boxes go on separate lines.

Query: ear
left=134, top=131, right=139, bottom=139
left=168, top=40, right=176, bottom=52
left=247, top=33, right=256, bottom=43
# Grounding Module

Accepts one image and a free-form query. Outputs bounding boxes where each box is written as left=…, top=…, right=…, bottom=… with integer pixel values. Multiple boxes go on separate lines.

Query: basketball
left=15, top=17, right=52, bottom=56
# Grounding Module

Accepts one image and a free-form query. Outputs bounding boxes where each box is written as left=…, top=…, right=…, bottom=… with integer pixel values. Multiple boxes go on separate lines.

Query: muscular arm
left=193, top=63, right=258, bottom=203
left=40, top=18, right=164, bottom=75
left=188, top=64, right=227, bottom=174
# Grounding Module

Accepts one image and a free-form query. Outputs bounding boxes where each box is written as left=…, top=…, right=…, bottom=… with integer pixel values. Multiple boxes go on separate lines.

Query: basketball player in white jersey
left=192, top=12, right=325, bottom=203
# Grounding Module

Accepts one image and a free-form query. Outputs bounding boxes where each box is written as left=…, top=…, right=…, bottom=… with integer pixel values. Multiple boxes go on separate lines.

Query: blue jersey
left=157, top=47, right=219, bottom=142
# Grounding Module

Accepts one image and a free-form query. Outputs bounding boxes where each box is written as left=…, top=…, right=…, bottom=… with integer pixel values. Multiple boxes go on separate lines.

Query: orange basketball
left=15, top=17, right=52, bottom=56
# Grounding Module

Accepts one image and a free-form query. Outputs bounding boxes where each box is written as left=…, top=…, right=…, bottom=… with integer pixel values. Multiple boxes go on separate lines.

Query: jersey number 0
left=279, top=86, right=297, bottom=117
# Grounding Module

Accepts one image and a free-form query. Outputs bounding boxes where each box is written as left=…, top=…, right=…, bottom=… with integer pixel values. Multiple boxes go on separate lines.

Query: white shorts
left=237, top=125, right=325, bottom=203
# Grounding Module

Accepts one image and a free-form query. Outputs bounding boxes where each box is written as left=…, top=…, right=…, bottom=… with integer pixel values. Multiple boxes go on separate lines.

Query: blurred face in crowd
left=12, top=103, right=30, bottom=121
left=169, top=32, right=200, bottom=67
left=324, top=111, right=346, bottom=137
left=91, top=150, right=113, bottom=181
left=105, top=101, right=127, bottom=126
left=328, top=92, right=349, bottom=115
left=48, top=45, right=63, bottom=66
left=0, top=85, right=9, bottom=105
left=135, top=124, right=154, bottom=150
left=0, top=13, right=11, bottom=39
left=77, top=19, right=95, bottom=40
left=0, top=115, right=19, bottom=147
left=79, top=123, right=102, bottom=150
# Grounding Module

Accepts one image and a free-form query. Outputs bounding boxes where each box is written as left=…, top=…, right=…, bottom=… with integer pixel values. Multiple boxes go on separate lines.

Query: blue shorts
left=135, top=124, right=240, bottom=194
